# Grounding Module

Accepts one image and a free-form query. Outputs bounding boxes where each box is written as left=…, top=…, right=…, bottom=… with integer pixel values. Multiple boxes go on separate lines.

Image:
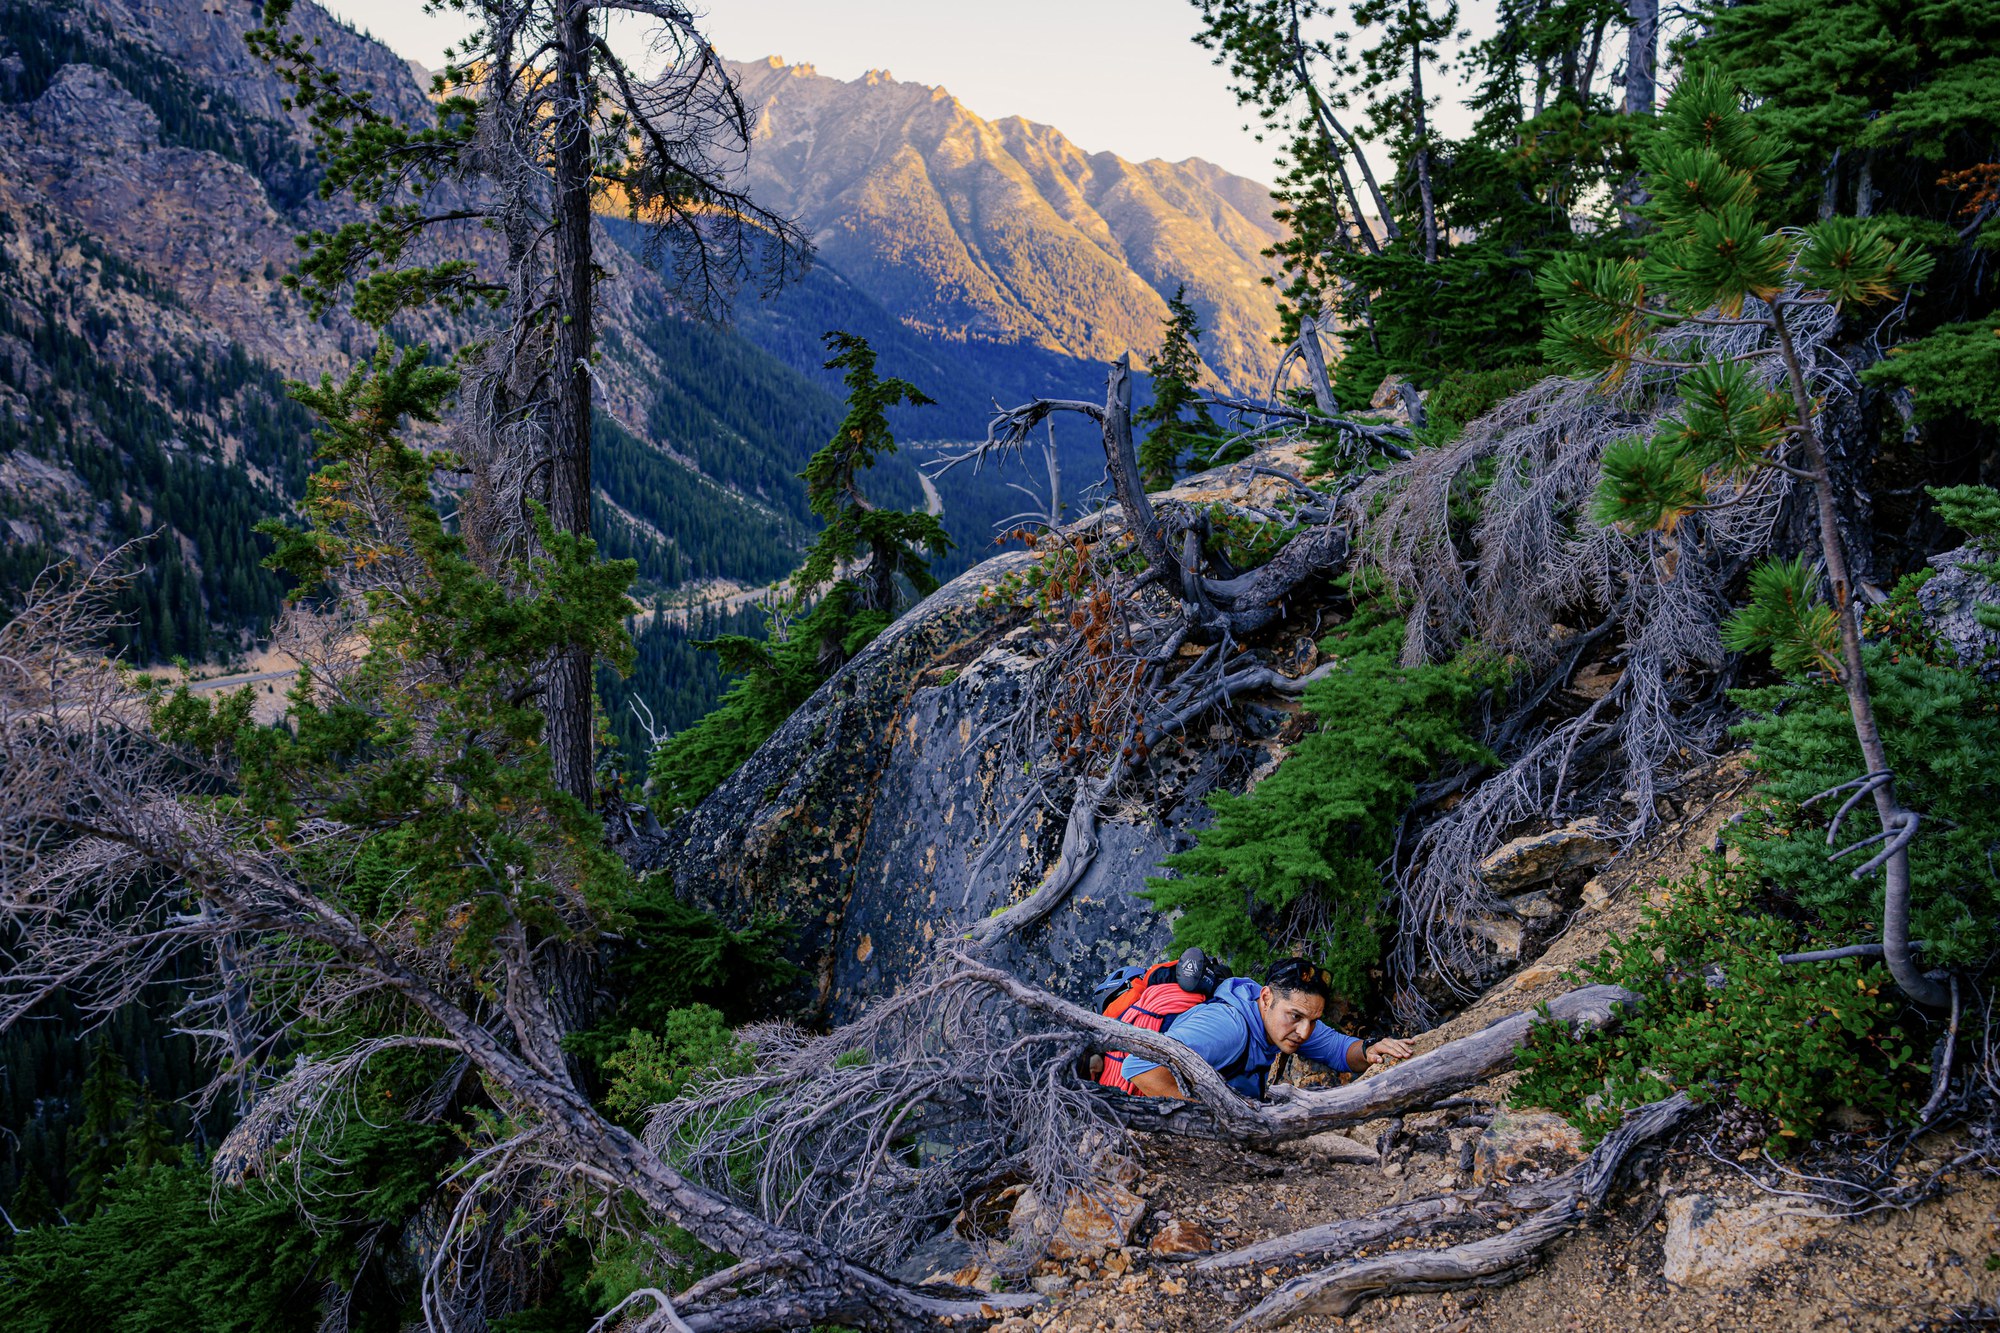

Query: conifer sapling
left=1542, top=69, right=1944, bottom=1005
left=1135, top=286, right=1220, bottom=488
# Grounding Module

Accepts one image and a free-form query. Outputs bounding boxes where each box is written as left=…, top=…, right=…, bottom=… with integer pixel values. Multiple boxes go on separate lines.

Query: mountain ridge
left=724, top=55, right=1286, bottom=395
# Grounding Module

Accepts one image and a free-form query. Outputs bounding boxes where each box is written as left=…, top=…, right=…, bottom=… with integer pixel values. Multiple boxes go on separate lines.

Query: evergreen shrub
left=1728, top=646, right=2000, bottom=969
left=603, top=1005, right=753, bottom=1125
left=1517, top=642, right=1998, bottom=1148
left=1143, top=611, right=1490, bottom=1002
left=1511, top=862, right=1920, bottom=1150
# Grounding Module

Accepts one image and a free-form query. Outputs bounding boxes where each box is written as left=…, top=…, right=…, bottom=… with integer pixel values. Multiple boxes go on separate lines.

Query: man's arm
left=1128, top=1065, right=1186, bottom=1098
left=1298, top=1024, right=1416, bottom=1072
left=1116, top=1006, right=1245, bottom=1096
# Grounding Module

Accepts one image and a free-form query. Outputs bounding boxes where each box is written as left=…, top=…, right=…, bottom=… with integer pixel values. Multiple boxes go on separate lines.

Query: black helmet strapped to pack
left=1172, top=947, right=1230, bottom=997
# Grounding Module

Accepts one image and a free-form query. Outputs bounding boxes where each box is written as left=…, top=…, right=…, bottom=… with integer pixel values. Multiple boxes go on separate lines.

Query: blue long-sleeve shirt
left=1116, top=976, right=1364, bottom=1098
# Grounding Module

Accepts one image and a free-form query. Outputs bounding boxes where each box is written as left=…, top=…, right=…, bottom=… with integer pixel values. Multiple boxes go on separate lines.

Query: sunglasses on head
left=1272, top=960, right=1328, bottom=988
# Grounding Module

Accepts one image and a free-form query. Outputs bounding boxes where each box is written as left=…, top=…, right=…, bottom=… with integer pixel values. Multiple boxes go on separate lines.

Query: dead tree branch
left=0, top=568, right=1025, bottom=1333
left=950, top=954, right=1638, bottom=1148
left=1228, top=1094, right=1697, bottom=1328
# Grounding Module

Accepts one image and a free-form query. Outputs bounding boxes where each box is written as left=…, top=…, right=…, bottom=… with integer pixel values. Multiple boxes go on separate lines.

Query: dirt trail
left=1002, top=761, right=1999, bottom=1332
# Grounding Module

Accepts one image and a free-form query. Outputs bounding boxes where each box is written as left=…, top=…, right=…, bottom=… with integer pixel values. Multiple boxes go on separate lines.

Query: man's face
left=1258, top=985, right=1325, bottom=1054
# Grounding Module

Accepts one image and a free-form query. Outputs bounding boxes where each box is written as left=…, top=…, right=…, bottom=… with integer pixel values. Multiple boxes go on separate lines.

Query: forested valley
left=2, top=0, right=1998, bottom=1329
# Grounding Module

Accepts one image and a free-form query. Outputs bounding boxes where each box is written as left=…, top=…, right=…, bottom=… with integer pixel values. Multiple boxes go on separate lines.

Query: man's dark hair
left=1265, top=958, right=1333, bottom=1003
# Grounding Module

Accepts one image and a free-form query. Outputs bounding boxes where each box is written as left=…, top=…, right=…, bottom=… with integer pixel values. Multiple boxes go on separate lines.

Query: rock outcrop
left=1477, top=818, right=1619, bottom=894
left=1918, top=545, right=2000, bottom=679
left=1663, top=1193, right=1830, bottom=1288
left=635, top=444, right=1334, bottom=1020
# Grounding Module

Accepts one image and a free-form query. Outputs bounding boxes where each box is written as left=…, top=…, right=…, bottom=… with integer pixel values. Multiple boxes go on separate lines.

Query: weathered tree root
left=962, top=658, right=1340, bottom=948
left=954, top=953, right=1638, bottom=1147
left=1225, top=1094, right=1698, bottom=1329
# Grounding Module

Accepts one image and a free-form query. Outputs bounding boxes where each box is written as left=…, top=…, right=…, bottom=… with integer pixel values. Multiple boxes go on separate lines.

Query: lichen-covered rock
left=1663, top=1193, right=1828, bottom=1287
left=1009, top=1179, right=1148, bottom=1262
left=1147, top=1217, right=1214, bottom=1256
left=634, top=508, right=1296, bottom=1018
left=1471, top=1106, right=1585, bottom=1185
left=1478, top=818, right=1618, bottom=894
left=1279, top=1130, right=1379, bottom=1164
left=1917, top=546, right=2000, bottom=679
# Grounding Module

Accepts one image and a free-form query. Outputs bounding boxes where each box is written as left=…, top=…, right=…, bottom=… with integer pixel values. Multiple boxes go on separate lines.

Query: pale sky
left=317, top=0, right=1485, bottom=186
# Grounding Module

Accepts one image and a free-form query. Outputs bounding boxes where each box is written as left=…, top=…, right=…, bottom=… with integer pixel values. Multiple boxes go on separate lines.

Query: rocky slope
left=937, top=773, right=1999, bottom=1332
left=726, top=56, right=1287, bottom=396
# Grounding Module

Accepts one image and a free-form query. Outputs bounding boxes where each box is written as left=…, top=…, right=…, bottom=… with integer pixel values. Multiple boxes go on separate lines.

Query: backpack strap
left=1208, top=1002, right=1266, bottom=1098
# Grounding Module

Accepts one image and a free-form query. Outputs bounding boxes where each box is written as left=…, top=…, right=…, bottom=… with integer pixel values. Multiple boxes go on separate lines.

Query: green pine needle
left=1592, top=436, right=1709, bottom=532
left=1722, top=556, right=1843, bottom=677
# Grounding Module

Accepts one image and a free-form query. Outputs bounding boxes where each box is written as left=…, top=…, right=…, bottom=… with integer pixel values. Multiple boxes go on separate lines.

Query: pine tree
left=248, top=0, right=805, bottom=803
left=1196, top=0, right=1638, bottom=403
left=794, top=332, right=951, bottom=618
left=1544, top=69, right=1942, bottom=1006
left=1351, top=0, right=1457, bottom=264
left=648, top=334, right=949, bottom=814
left=1135, top=286, right=1221, bottom=488
left=67, top=1041, right=135, bottom=1220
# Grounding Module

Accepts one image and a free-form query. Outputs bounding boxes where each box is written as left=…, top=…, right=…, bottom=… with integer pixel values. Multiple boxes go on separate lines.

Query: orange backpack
left=1091, top=950, right=1233, bottom=1094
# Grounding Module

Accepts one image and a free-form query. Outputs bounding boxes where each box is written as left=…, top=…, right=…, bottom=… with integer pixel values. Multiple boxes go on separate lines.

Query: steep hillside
left=725, top=56, right=1287, bottom=396
left=0, top=0, right=841, bottom=660
left=0, top=0, right=1231, bottom=673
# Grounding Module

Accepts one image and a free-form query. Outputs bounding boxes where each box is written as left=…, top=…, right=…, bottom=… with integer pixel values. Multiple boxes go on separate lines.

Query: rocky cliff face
left=725, top=57, right=1287, bottom=397
left=634, top=445, right=1328, bottom=1021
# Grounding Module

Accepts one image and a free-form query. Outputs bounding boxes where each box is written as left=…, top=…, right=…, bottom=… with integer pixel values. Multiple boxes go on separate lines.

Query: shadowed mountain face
left=726, top=57, right=1286, bottom=395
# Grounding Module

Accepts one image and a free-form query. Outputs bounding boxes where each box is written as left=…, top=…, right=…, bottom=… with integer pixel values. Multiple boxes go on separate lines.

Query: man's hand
left=1363, top=1037, right=1415, bottom=1065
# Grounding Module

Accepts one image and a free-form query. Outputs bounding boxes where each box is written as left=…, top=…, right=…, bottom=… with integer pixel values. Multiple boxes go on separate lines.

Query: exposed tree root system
left=997, top=1125, right=2000, bottom=1333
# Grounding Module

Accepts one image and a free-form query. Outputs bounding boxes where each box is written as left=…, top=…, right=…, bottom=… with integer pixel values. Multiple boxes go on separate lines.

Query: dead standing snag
left=937, top=361, right=1360, bottom=951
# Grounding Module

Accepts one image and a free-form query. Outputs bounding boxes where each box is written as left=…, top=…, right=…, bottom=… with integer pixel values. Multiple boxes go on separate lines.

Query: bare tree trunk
left=1770, top=303, right=1947, bottom=1009
left=1819, top=149, right=1844, bottom=220
left=1409, top=22, right=1439, bottom=264
left=545, top=4, right=599, bottom=804
left=1101, top=355, right=1167, bottom=572
left=1579, top=18, right=1607, bottom=105
left=1298, top=314, right=1340, bottom=415
left=1624, top=0, right=1657, bottom=116
left=1617, top=0, right=1659, bottom=230
left=1043, top=418, right=1063, bottom=530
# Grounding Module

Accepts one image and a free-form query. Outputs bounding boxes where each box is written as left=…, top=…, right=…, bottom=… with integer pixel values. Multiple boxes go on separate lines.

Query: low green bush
left=1144, top=612, right=1490, bottom=1003
left=1729, top=646, right=2000, bottom=969
left=602, top=1005, right=753, bottom=1126
left=1512, top=862, right=1922, bottom=1149
left=1517, top=631, right=1998, bottom=1149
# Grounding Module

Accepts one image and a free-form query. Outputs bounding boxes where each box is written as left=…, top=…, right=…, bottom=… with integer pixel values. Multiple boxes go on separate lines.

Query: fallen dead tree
left=932, top=300, right=1855, bottom=1024
left=961, top=953, right=1639, bottom=1147
left=1227, top=1093, right=1698, bottom=1328
left=649, top=945, right=1641, bottom=1275
left=0, top=569, right=1030, bottom=1333
left=1350, top=302, right=1849, bottom=1020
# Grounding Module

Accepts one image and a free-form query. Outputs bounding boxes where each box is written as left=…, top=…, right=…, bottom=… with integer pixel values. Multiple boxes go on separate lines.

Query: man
left=1117, top=958, right=1415, bottom=1099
